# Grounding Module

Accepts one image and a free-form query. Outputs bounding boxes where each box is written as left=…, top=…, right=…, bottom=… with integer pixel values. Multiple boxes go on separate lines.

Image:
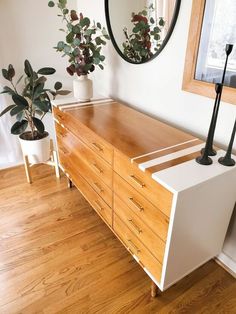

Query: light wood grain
left=56, top=121, right=113, bottom=188
left=53, top=105, right=113, bottom=164
left=59, top=102, right=196, bottom=159
left=0, top=165, right=236, bottom=312
left=182, top=0, right=236, bottom=104
left=114, top=194, right=166, bottom=264
left=114, top=150, right=173, bottom=217
left=113, top=213, right=163, bottom=282
left=114, top=172, right=169, bottom=241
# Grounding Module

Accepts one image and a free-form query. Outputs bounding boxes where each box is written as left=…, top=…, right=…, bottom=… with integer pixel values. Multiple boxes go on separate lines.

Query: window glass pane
left=195, top=0, right=236, bottom=88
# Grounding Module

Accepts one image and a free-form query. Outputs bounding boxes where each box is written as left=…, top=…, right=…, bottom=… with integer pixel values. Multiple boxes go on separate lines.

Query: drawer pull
left=128, top=219, right=142, bottom=234
left=57, top=113, right=64, bottom=120
left=129, top=197, right=144, bottom=212
left=130, top=175, right=145, bottom=188
left=58, top=130, right=66, bottom=138
left=93, top=182, right=104, bottom=193
left=92, top=142, right=103, bottom=152
left=128, top=239, right=140, bottom=254
left=92, top=163, right=103, bottom=174
left=94, top=200, right=104, bottom=211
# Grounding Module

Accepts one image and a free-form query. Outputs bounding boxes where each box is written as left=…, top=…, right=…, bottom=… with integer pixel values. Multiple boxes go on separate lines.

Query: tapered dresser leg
left=151, top=281, right=160, bottom=298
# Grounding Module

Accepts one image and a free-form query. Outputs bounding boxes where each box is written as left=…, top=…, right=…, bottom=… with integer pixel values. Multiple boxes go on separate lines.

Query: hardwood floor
left=0, top=165, right=235, bottom=314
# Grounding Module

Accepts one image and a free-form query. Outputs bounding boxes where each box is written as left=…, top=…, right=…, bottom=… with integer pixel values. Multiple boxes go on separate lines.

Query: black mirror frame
left=105, top=0, right=181, bottom=64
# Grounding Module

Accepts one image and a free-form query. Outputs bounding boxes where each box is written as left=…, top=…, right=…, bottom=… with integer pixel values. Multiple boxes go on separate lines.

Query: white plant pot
left=19, top=132, right=51, bottom=164
left=73, top=75, right=93, bottom=102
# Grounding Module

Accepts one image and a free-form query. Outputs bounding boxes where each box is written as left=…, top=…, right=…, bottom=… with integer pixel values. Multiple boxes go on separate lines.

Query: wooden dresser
left=53, top=98, right=236, bottom=293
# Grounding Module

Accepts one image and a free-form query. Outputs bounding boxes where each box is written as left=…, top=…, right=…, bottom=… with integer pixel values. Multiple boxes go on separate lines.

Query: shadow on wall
left=223, top=203, right=236, bottom=262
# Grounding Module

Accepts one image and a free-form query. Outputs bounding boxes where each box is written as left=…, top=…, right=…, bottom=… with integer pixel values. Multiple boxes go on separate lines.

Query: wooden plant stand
left=23, top=139, right=60, bottom=184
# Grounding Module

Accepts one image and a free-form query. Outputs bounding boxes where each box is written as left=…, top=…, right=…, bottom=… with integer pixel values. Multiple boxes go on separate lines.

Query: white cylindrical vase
left=73, top=75, right=93, bottom=102
left=19, top=132, right=51, bottom=164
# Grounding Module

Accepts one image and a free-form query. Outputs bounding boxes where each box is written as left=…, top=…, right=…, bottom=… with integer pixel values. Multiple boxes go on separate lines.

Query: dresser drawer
left=55, top=122, right=112, bottom=187
left=57, top=136, right=112, bottom=208
left=58, top=151, right=112, bottom=227
left=114, top=214, right=162, bottom=282
left=114, top=195, right=166, bottom=263
left=114, top=173, right=169, bottom=241
left=53, top=106, right=113, bottom=165
left=114, top=151, right=173, bottom=217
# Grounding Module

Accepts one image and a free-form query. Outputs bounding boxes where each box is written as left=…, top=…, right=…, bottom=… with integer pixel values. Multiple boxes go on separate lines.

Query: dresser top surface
left=59, top=100, right=198, bottom=160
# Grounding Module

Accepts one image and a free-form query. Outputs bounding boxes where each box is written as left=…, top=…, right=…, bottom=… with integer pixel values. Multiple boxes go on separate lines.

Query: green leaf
left=37, top=67, right=56, bottom=75
left=63, top=8, right=69, bottom=14
left=33, top=117, right=45, bottom=134
left=11, top=120, right=28, bottom=135
left=159, top=18, right=165, bottom=27
left=97, top=22, right=101, bottom=29
left=150, top=17, right=155, bottom=24
left=48, top=1, right=55, bottom=7
left=80, top=17, right=90, bottom=28
left=10, top=105, right=26, bottom=116
left=73, top=38, right=81, bottom=46
left=55, top=90, right=71, bottom=96
left=72, top=24, right=81, bottom=34
left=98, top=64, right=104, bottom=70
left=33, top=83, right=45, bottom=99
left=24, top=60, right=34, bottom=77
left=8, top=64, right=15, bottom=80
left=54, top=82, right=62, bottom=90
left=57, top=41, right=65, bottom=51
left=58, top=0, right=67, bottom=9
left=94, top=57, right=100, bottom=65
left=35, top=76, right=47, bottom=85
left=16, top=111, right=24, bottom=121
left=66, top=32, right=74, bottom=43
left=2, top=69, right=9, bottom=81
left=95, top=37, right=102, bottom=45
left=99, top=55, right=105, bottom=62
left=12, top=94, right=29, bottom=108
left=34, top=100, right=50, bottom=113
left=0, top=86, right=15, bottom=95
left=0, top=105, right=16, bottom=117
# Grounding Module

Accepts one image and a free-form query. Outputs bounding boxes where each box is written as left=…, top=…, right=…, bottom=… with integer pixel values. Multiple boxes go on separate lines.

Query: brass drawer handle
left=58, top=130, right=66, bottom=138
left=94, top=200, right=104, bottom=211
left=57, top=113, right=64, bottom=120
left=129, top=197, right=144, bottom=212
left=128, top=239, right=140, bottom=254
left=92, top=142, right=103, bottom=152
left=92, top=163, right=103, bottom=174
left=130, top=175, right=145, bottom=188
left=93, top=182, right=104, bottom=193
left=128, top=219, right=142, bottom=234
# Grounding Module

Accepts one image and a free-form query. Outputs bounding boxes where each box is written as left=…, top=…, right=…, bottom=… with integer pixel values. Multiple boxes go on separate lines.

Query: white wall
left=0, top=0, right=235, bottom=271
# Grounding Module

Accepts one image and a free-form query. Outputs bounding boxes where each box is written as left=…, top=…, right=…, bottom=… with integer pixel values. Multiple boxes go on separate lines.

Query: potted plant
left=48, top=0, right=110, bottom=101
left=123, top=5, right=165, bottom=63
left=0, top=60, right=70, bottom=164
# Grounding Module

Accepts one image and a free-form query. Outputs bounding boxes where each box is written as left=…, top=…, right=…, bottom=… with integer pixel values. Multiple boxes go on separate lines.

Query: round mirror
left=105, top=0, right=181, bottom=64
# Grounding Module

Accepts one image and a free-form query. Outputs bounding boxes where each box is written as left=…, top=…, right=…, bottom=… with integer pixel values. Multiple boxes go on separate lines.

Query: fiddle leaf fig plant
left=0, top=60, right=70, bottom=140
left=123, top=5, right=165, bottom=63
left=48, top=0, right=110, bottom=76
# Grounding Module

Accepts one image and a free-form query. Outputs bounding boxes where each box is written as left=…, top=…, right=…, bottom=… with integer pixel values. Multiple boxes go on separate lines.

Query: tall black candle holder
left=218, top=118, right=236, bottom=167
left=196, top=44, right=234, bottom=165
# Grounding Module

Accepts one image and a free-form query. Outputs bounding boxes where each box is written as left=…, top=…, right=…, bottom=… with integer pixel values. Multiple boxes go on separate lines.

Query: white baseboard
left=216, top=252, right=236, bottom=278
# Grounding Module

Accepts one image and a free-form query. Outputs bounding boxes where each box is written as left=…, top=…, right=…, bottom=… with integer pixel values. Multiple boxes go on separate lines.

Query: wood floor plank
left=0, top=165, right=235, bottom=313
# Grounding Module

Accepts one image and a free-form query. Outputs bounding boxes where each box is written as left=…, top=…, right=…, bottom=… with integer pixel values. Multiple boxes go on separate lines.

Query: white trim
left=131, top=138, right=199, bottom=162
left=217, top=252, right=236, bottom=278
left=139, top=143, right=204, bottom=171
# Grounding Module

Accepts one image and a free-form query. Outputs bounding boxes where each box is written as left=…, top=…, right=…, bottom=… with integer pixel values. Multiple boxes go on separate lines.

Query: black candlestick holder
left=219, top=118, right=236, bottom=167
left=196, top=43, right=234, bottom=165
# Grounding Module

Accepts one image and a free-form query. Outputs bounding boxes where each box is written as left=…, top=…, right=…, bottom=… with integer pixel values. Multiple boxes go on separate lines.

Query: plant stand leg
left=50, top=139, right=60, bottom=179
left=53, top=150, right=60, bottom=179
left=23, top=155, right=32, bottom=184
left=67, top=178, right=73, bottom=189
left=151, top=281, right=160, bottom=298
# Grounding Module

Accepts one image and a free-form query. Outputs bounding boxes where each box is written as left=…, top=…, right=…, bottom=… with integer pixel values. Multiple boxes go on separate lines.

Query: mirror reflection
left=107, top=0, right=179, bottom=63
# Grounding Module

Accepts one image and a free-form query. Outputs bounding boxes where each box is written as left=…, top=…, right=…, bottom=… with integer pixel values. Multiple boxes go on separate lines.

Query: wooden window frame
left=182, top=0, right=236, bottom=105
